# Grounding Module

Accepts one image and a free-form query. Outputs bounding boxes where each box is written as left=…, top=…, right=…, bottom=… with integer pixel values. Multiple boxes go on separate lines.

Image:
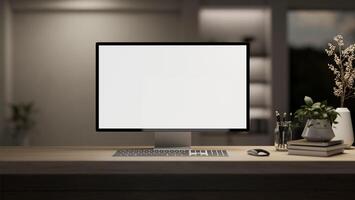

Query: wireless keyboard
left=113, top=149, right=228, bottom=157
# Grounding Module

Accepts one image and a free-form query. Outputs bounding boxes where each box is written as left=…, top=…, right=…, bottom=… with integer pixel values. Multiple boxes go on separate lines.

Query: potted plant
left=294, top=96, right=338, bottom=142
left=325, top=35, right=355, bottom=147
left=9, top=102, right=36, bottom=145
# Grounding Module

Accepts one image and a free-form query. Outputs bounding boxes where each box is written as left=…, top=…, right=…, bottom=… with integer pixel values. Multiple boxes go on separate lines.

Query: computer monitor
left=96, top=42, right=249, bottom=148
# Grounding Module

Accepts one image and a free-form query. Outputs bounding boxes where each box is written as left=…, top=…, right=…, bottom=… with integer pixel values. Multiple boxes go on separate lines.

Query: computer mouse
left=247, top=149, right=270, bottom=157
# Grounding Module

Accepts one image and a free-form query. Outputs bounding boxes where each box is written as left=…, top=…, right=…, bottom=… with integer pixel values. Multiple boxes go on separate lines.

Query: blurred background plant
left=8, top=102, right=36, bottom=145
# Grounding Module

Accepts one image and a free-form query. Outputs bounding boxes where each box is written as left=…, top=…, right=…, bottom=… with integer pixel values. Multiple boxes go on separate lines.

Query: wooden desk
left=0, top=146, right=355, bottom=200
left=0, top=146, right=355, bottom=174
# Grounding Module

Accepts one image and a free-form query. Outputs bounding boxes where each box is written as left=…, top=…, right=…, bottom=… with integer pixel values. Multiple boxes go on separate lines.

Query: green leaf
left=294, top=96, right=339, bottom=124
left=304, top=96, right=313, bottom=106
left=312, top=102, right=321, bottom=109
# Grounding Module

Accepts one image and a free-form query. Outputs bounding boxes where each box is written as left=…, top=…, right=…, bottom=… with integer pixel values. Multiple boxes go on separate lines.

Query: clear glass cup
left=274, top=121, right=293, bottom=151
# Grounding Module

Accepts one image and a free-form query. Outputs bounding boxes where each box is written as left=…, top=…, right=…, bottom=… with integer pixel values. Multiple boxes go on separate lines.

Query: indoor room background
left=0, top=0, right=354, bottom=146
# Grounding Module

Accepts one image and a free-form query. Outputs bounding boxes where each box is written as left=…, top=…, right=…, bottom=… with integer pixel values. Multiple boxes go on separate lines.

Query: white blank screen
left=98, top=45, right=247, bottom=129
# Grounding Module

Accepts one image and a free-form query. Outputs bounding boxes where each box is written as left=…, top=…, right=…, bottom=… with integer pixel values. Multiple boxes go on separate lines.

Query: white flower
left=343, top=44, right=355, bottom=55
left=325, top=43, right=336, bottom=56
left=334, top=35, right=344, bottom=46
left=328, top=64, right=335, bottom=71
left=326, top=35, right=355, bottom=105
left=334, top=54, right=341, bottom=65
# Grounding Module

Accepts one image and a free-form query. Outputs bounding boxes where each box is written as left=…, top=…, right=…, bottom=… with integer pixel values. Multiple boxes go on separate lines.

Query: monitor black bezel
left=96, top=42, right=250, bottom=132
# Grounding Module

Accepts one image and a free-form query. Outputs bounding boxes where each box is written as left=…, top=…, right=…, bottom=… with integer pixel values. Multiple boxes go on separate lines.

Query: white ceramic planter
left=332, top=107, right=354, bottom=148
left=302, top=119, right=335, bottom=142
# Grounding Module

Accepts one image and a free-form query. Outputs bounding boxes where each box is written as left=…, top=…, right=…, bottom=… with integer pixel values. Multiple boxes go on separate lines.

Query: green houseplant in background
left=325, top=35, right=355, bottom=147
left=9, top=102, right=36, bottom=146
left=294, top=96, right=338, bottom=142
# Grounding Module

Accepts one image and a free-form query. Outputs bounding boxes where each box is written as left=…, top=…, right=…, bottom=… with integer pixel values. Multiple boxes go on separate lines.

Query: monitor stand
left=154, top=132, right=191, bottom=149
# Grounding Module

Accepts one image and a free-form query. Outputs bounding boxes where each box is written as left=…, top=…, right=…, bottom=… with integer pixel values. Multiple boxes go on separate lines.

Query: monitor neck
left=154, top=132, right=191, bottom=149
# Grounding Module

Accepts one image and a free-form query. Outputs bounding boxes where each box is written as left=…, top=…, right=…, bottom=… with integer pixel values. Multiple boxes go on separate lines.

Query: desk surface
left=0, top=146, right=354, bottom=175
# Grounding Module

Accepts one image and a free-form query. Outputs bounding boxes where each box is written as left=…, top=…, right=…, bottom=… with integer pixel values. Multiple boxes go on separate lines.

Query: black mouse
left=247, top=149, right=270, bottom=157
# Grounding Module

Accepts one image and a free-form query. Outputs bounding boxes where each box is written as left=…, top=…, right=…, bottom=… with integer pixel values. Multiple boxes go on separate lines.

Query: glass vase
left=274, top=121, right=292, bottom=151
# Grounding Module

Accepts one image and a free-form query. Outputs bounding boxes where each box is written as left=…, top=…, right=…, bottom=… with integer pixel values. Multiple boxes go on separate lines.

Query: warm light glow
left=199, top=8, right=270, bottom=42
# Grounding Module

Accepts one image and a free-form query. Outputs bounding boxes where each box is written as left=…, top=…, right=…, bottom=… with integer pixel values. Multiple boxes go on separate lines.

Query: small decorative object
left=9, top=102, right=36, bottom=146
left=325, top=35, right=355, bottom=147
left=294, top=96, right=338, bottom=142
left=274, top=111, right=293, bottom=151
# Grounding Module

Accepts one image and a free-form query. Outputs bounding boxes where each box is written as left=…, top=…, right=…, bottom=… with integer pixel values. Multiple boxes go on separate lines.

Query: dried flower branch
left=325, top=35, right=355, bottom=107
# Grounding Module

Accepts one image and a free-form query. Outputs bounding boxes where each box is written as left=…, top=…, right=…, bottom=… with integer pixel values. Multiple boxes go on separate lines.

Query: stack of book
left=288, top=139, right=346, bottom=157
